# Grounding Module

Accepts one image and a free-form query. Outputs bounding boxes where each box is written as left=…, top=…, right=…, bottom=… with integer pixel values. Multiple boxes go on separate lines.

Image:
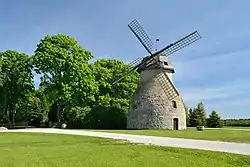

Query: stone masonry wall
left=127, top=68, right=186, bottom=130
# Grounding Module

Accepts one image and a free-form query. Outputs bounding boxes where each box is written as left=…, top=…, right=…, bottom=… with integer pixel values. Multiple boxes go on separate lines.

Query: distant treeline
left=222, top=119, right=250, bottom=127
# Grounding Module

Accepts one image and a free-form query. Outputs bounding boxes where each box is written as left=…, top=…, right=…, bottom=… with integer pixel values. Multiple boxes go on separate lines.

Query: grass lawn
left=0, top=133, right=250, bottom=167
left=223, top=126, right=250, bottom=129
left=90, top=128, right=250, bottom=143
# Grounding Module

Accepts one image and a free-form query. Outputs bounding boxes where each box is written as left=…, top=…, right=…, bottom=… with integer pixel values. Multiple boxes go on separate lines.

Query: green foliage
left=186, top=101, right=249, bottom=128
left=207, top=110, right=223, bottom=128
left=0, top=112, right=7, bottom=125
left=62, top=106, right=91, bottom=128
left=183, top=103, right=189, bottom=127
left=0, top=50, right=34, bottom=124
left=26, top=35, right=140, bottom=129
left=189, top=102, right=207, bottom=127
left=16, top=88, right=50, bottom=126
left=44, top=58, right=139, bottom=129
left=222, top=119, right=250, bottom=127
left=187, top=108, right=193, bottom=127
left=89, top=98, right=129, bottom=129
left=88, top=59, right=139, bottom=129
left=92, top=59, right=139, bottom=100
left=31, top=34, right=98, bottom=121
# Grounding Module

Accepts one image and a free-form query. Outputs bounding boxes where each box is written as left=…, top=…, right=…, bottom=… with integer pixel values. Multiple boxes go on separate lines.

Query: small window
left=164, top=62, right=168, bottom=65
left=172, top=101, right=177, bottom=108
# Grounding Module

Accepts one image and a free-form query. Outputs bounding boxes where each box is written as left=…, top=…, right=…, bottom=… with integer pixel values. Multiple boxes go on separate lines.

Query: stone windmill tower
left=112, top=19, right=201, bottom=130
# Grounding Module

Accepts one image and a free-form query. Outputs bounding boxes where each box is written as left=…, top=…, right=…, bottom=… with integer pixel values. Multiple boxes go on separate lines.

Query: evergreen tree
left=207, top=110, right=222, bottom=128
left=188, top=108, right=194, bottom=127
left=195, top=102, right=207, bottom=126
left=190, top=102, right=207, bottom=127
left=183, top=103, right=190, bottom=127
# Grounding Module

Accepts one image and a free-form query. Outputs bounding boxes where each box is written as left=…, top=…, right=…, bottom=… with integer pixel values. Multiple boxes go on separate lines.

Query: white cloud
left=173, top=49, right=250, bottom=82
left=180, top=78, right=250, bottom=104
left=179, top=80, right=250, bottom=118
left=169, top=49, right=250, bottom=118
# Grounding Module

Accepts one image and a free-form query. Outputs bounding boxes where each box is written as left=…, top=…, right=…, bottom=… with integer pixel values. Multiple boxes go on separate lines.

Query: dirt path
left=2, top=128, right=250, bottom=155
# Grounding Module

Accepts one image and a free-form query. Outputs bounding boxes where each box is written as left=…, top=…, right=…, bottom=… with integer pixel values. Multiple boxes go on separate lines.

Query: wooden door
left=173, top=118, right=179, bottom=130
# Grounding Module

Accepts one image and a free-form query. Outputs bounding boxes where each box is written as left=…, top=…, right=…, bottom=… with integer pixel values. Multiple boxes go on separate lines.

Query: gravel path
left=2, top=128, right=250, bottom=155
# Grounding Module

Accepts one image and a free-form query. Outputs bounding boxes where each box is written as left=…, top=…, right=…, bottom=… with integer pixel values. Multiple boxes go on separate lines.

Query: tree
left=31, top=34, right=98, bottom=122
left=188, top=108, right=194, bottom=127
left=0, top=50, right=34, bottom=126
left=61, top=106, right=91, bottom=129
left=87, top=59, right=140, bottom=129
left=182, top=102, right=190, bottom=127
left=13, top=87, right=51, bottom=127
left=207, top=110, right=222, bottom=128
left=189, top=102, right=207, bottom=127
left=222, top=119, right=250, bottom=127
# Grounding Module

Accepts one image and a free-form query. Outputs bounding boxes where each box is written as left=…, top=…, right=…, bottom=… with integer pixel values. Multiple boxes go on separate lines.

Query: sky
left=1, top=0, right=250, bottom=118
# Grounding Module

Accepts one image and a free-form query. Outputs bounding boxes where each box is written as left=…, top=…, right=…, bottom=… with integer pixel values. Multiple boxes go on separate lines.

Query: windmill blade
left=156, top=31, right=201, bottom=58
left=157, top=72, right=179, bottom=100
left=112, top=68, right=136, bottom=85
left=127, top=57, right=144, bottom=67
left=112, top=56, right=157, bottom=84
left=111, top=57, right=142, bottom=85
left=128, top=19, right=155, bottom=55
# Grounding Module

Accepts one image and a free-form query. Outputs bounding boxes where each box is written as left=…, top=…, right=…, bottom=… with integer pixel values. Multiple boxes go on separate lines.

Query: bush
left=61, top=106, right=91, bottom=129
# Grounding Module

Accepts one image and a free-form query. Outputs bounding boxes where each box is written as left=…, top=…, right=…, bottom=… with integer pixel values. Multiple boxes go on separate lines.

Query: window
left=164, top=62, right=168, bottom=65
left=132, top=103, right=137, bottom=110
left=172, top=101, right=177, bottom=108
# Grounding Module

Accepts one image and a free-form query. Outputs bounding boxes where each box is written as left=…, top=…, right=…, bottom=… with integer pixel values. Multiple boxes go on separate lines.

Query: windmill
left=113, top=19, right=201, bottom=130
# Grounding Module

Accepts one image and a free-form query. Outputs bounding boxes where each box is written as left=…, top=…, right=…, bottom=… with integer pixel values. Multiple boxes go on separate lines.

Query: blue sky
left=1, top=0, right=250, bottom=118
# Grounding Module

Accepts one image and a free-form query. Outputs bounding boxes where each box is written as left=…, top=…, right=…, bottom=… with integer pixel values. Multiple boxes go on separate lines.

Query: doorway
left=173, top=118, right=179, bottom=130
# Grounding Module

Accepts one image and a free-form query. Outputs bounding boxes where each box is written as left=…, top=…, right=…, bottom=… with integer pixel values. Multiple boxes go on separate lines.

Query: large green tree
left=17, top=88, right=51, bottom=126
left=207, top=110, right=222, bottom=128
left=31, top=34, right=98, bottom=122
left=92, top=59, right=139, bottom=101
left=0, top=50, right=34, bottom=125
left=87, top=59, right=140, bottom=129
left=56, top=59, right=139, bottom=129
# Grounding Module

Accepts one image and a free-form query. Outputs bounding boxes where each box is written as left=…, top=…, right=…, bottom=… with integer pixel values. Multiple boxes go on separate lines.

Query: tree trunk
left=2, top=94, right=7, bottom=119
left=57, top=101, right=60, bottom=123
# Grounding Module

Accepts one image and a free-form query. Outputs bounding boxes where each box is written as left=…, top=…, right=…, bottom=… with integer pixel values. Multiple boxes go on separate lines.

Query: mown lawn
left=0, top=133, right=250, bottom=167
left=223, top=126, right=250, bottom=129
left=91, top=128, right=250, bottom=143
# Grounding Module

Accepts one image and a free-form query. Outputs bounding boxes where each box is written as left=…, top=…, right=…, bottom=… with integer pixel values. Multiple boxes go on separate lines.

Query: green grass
left=223, top=126, right=250, bottom=129
left=90, top=128, right=250, bottom=143
left=0, top=133, right=250, bottom=167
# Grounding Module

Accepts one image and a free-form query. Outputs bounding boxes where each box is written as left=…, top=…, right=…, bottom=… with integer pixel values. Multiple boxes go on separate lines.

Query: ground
left=91, top=127, right=250, bottom=143
left=0, top=132, right=250, bottom=167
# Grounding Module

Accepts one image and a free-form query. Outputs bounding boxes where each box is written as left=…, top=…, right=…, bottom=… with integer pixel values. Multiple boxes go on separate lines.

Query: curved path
left=1, top=128, right=250, bottom=155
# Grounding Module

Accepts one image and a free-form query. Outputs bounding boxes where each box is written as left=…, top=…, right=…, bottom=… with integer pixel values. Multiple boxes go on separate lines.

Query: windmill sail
left=111, top=57, right=142, bottom=84
left=156, top=31, right=201, bottom=57
left=157, top=72, right=179, bottom=100
left=112, top=55, right=158, bottom=84
left=127, top=57, right=144, bottom=67
left=128, top=19, right=154, bottom=55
